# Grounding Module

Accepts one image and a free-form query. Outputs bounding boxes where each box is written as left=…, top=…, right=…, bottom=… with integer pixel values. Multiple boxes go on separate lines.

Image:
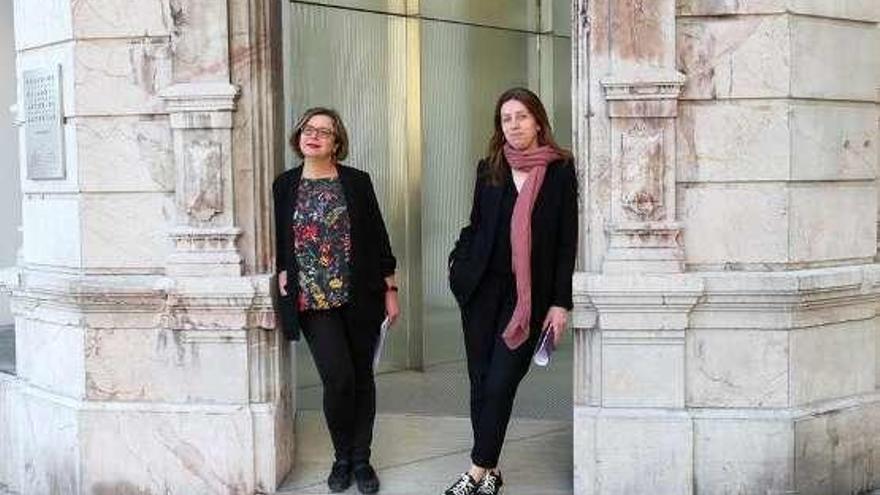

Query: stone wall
left=0, top=0, right=21, bottom=326
left=677, top=1, right=879, bottom=271
left=1, top=1, right=291, bottom=494
left=572, top=1, right=880, bottom=494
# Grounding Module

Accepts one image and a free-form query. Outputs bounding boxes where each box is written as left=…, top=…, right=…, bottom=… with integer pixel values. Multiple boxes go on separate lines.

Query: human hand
left=385, top=290, right=400, bottom=326
left=542, top=306, right=568, bottom=346
left=278, top=271, right=289, bottom=296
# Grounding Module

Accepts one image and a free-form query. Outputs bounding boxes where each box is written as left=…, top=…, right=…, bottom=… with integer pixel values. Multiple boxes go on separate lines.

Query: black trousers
left=461, top=272, right=541, bottom=468
left=300, top=305, right=380, bottom=464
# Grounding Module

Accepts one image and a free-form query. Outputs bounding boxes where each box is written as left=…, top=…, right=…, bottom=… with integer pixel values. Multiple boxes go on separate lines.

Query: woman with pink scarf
left=445, top=88, right=578, bottom=495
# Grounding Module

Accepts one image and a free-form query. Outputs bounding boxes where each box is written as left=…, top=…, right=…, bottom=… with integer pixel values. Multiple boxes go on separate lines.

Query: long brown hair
left=289, top=107, right=350, bottom=161
left=486, top=87, right=570, bottom=184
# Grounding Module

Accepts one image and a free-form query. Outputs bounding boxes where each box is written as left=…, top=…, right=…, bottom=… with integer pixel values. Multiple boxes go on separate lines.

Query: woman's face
left=500, top=99, right=540, bottom=151
left=299, top=114, right=337, bottom=160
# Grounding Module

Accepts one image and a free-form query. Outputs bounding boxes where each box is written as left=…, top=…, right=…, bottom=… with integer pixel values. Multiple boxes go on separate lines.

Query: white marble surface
left=790, top=319, right=876, bottom=406
left=692, top=266, right=878, bottom=329
left=14, top=387, right=81, bottom=495
left=788, top=0, right=880, bottom=20
left=679, top=14, right=879, bottom=102
left=75, top=116, right=174, bottom=193
left=572, top=406, right=596, bottom=495
left=788, top=183, right=877, bottom=263
left=0, top=376, right=20, bottom=494
left=15, top=318, right=86, bottom=399
left=21, top=195, right=83, bottom=269
left=694, top=418, right=794, bottom=494
left=678, top=0, right=880, bottom=21
left=687, top=329, right=789, bottom=408
left=595, top=413, right=693, bottom=495
left=682, top=183, right=790, bottom=264
left=84, top=327, right=250, bottom=403
left=789, top=102, right=878, bottom=181
left=794, top=402, right=880, bottom=494
left=169, top=0, right=231, bottom=82
left=678, top=100, right=790, bottom=182
left=1, top=373, right=294, bottom=495
left=678, top=101, right=878, bottom=183
left=80, top=192, right=173, bottom=272
left=12, top=0, right=72, bottom=51
left=682, top=182, right=876, bottom=266
left=74, top=38, right=171, bottom=116
left=791, top=16, right=879, bottom=102
left=80, top=405, right=254, bottom=495
left=678, top=15, right=790, bottom=100
left=71, top=0, right=171, bottom=38
left=602, top=342, right=684, bottom=407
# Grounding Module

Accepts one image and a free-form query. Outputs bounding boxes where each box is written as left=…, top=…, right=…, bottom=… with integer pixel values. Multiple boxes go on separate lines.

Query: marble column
left=572, top=0, right=880, bottom=494
left=1, top=1, right=291, bottom=494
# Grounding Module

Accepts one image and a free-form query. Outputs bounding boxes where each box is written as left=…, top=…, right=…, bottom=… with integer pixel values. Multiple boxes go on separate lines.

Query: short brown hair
left=289, top=107, right=350, bottom=161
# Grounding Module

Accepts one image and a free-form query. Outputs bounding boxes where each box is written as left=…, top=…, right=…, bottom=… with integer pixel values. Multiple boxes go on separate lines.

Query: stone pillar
left=573, top=1, right=880, bottom=494
left=600, top=73, right=685, bottom=273
left=162, top=82, right=243, bottom=277
left=1, top=1, right=291, bottom=494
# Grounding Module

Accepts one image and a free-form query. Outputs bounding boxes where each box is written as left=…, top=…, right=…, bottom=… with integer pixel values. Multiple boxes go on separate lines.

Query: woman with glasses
left=273, top=107, right=400, bottom=494
left=445, top=88, right=577, bottom=495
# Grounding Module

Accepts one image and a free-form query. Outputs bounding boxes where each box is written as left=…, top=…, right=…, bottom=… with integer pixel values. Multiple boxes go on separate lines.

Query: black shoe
left=327, top=459, right=352, bottom=493
left=475, top=471, right=503, bottom=495
left=443, top=473, right=479, bottom=495
left=353, top=462, right=380, bottom=494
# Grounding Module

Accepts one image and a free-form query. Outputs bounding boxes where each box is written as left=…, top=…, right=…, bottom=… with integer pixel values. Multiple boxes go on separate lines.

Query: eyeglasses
left=301, top=125, right=335, bottom=140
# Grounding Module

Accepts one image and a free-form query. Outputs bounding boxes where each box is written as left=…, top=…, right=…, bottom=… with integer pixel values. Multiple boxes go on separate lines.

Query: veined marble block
left=75, top=116, right=174, bottom=193
left=2, top=272, right=293, bottom=494
left=573, top=265, right=880, bottom=494
left=678, top=14, right=879, bottom=102
left=681, top=182, right=877, bottom=267
left=678, top=0, right=880, bottom=22
left=687, top=329, right=790, bottom=408
left=678, top=101, right=878, bottom=183
left=694, top=418, right=794, bottom=494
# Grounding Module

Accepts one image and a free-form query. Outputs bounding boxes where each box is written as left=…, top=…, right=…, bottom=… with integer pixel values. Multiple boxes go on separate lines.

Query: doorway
left=281, top=1, right=573, bottom=492
left=284, top=0, right=571, bottom=381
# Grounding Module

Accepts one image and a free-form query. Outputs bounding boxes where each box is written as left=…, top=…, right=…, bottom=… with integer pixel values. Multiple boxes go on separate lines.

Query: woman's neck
left=303, top=158, right=337, bottom=179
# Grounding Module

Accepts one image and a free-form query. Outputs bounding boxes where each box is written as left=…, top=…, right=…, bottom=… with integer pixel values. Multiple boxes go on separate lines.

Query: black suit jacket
left=272, top=164, right=396, bottom=340
left=449, top=158, right=578, bottom=328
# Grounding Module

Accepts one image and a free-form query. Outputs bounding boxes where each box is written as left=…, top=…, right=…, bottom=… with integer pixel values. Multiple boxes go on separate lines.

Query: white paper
left=372, top=316, right=391, bottom=370
left=533, top=328, right=555, bottom=367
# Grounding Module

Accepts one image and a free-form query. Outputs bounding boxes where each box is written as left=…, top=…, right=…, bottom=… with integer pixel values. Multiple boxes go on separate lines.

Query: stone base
left=573, top=264, right=880, bottom=495
left=602, top=222, right=684, bottom=274
left=0, top=374, right=293, bottom=495
left=575, top=396, right=880, bottom=495
left=0, top=272, right=294, bottom=495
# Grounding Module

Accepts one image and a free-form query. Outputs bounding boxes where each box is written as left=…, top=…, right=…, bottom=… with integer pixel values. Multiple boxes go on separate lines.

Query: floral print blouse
left=292, top=177, right=352, bottom=311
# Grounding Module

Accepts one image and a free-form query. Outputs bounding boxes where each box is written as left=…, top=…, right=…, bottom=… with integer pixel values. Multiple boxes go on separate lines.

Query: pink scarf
left=501, top=143, right=561, bottom=350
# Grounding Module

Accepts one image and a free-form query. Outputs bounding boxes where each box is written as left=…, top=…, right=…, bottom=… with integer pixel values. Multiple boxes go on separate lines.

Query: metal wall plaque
left=23, top=65, right=65, bottom=180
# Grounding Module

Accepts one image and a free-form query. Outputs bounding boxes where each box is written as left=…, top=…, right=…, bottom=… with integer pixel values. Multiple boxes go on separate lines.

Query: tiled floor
left=277, top=411, right=572, bottom=495
left=284, top=329, right=575, bottom=494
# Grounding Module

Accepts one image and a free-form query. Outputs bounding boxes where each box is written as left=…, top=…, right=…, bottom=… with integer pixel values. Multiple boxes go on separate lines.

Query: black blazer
left=449, top=158, right=578, bottom=328
left=272, top=164, right=396, bottom=340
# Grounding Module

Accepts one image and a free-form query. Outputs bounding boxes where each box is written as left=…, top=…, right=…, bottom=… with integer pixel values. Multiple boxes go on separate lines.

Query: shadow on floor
left=0, top=324, right=14, bottom=375
left=284, top=330, right=575, bottom=494
left=278, top=411, right=572, bottom=495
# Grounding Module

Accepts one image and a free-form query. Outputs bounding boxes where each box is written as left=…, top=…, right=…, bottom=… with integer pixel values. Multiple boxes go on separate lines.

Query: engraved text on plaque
left=23, top=66, right=65, bottom=180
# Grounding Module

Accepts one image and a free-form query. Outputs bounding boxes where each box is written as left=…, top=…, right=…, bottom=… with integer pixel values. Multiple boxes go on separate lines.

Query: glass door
left=284, top=0, right=571, bottom=386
